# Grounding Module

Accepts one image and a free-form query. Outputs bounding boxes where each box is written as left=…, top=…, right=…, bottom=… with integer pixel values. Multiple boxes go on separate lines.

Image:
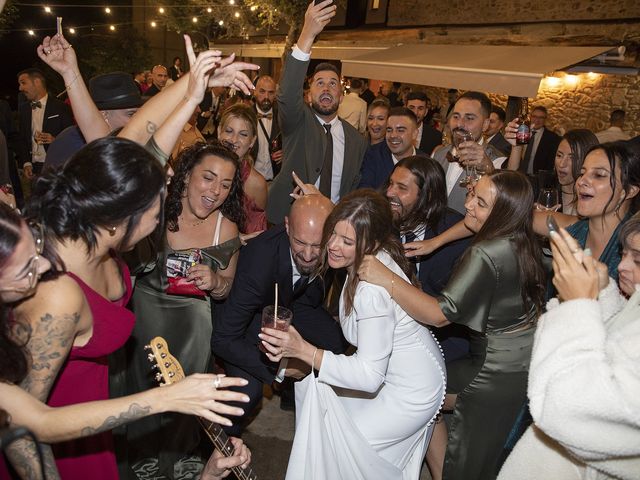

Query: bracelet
left=210, top=277, right=229, bottom=298
left=390, top=272, right=395, bottom=299
left=57, top=73, right=80, bottom=98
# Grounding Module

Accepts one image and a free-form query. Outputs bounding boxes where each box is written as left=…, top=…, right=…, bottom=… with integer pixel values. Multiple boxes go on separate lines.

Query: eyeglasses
left=0, top=222, right=45, bottom=294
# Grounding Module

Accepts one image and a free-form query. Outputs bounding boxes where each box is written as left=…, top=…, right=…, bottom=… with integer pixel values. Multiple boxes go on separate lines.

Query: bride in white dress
left=260, top=190, right=446, bottom=480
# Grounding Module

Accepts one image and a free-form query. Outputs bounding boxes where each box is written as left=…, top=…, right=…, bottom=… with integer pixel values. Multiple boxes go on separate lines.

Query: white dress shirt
left=31, top=94, right=48, bottom=163
left=254, top=106, right=274, bottom=180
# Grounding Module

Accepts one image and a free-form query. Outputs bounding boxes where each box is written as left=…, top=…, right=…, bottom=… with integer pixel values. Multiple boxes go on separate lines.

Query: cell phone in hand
left=314, top=0, right=331, bottom=5
left=546, top=215, right=559, bottom=235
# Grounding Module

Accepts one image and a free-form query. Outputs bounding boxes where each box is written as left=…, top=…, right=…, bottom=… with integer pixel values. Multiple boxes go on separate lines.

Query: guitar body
left=146, top=337, right=259, bottom=480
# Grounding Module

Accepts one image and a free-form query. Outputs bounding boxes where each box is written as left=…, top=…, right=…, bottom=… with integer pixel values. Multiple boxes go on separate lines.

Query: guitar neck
left=198, top=418, right=258, bottom=480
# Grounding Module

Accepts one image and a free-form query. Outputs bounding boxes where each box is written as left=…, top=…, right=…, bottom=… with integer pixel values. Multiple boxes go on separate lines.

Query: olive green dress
left=112, top=212, right=241, bottom=480
left=438, top=238, right=536, bottom=480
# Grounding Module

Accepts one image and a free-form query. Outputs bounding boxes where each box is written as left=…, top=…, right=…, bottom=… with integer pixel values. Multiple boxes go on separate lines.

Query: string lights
left=8, top=1, right=263, bottom=36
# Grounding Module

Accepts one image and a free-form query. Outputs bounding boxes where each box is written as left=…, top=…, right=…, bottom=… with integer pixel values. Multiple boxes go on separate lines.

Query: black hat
left=89, top=72, right=143, bottom=110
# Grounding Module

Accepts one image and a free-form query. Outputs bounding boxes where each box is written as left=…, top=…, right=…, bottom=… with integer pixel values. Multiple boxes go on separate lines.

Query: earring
left=108, top=226, right=117, bottom=237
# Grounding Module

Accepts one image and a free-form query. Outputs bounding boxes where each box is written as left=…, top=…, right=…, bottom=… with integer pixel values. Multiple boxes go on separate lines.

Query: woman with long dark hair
left=553, top=129, right=599, bottom=215
left=358, top=170, right=547, bottom=479
left=114, top=141, right=246, bottom=478
left=260, top=189, right=446, bottom=479
left=0, top=138, right=248, bottom=480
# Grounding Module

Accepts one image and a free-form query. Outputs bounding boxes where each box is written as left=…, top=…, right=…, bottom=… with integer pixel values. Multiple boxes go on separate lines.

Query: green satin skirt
left=443, top=326, right=534, bottom=480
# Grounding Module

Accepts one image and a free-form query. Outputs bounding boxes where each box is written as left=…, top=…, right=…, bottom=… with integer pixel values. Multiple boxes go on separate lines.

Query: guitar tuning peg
left=156, top=343, right=162, bottom=349
left=164, top=362, right=170, bottom=368
left=155, top=372, right=163, bottom=382
left=160, top=353, right=167, bottom=359
left=169, top=372, right=174, bottom=377
left=147, top=353, right=155, bottom=362
left=143, top=345, right=151, bottom=351
left=151, top=364, right=159, bottom=370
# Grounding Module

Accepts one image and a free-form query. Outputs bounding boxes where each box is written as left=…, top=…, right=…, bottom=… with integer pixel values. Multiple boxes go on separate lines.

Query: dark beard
left=311, top=100, right=339, bottom=117
left=257, top=99, right=272, bottom=112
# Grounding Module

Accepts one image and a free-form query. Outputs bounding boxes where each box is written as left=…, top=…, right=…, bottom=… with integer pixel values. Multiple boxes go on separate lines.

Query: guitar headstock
left=145, top=336, right=186, bottom=386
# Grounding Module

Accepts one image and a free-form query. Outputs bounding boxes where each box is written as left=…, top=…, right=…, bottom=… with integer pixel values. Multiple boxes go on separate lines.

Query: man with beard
left=433, top=91, right=506, bottom=214
left=267, top=0, right=367, bottom=223
left=250, top=75, right=283, bottom=181
left=212, top=194, right=349, bottom=435
left=358, top=107, right=421, bottom=189
left=385, top=155, right=471, bottom=363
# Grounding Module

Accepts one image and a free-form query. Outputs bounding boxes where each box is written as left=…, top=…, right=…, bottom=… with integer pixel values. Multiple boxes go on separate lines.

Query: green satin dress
left=438, top=237, right=536, bottom=480
left=111, top=216, right=241, bottom=480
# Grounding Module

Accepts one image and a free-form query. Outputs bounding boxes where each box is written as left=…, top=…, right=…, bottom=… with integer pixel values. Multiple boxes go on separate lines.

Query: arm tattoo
left=146, top=120, right=158, bottom=134
left=5, top=439, right=60, bottom=480
left=6, top=311, right=79, bottom=479
left=80, top=403, right=152, bottom=437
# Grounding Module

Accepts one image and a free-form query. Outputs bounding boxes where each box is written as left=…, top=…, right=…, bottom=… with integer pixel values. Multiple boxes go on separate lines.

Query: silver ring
left=45, top=49, right=51, bottom=55
left=213, top=375, right=222, bottom=389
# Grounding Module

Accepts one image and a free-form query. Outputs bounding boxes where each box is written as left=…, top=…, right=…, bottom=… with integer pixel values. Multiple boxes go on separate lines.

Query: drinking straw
left=274, top=283, right=279, bottom=327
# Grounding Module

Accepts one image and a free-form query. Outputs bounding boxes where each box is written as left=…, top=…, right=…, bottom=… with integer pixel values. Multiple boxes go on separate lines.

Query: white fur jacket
left=498, top=279, right=640, bottom=480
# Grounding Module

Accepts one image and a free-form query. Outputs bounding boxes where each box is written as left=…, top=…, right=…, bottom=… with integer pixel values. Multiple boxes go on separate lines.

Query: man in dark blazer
left=250, top=75, right=282, bottom=181
left=518, top=105, right=561, bottom=174
left=486, top=105, right=512, bottom=157
left=267, top=2, right=367, bottom=223
left=212, top=195, right=348, bottom=435
left=17, top=68, right=73, bottom=177
left=406, top=91, right=442, bottom=156
left=384, top=155, right=470, bottom=361
left=358, top=107, right=421, bottom=190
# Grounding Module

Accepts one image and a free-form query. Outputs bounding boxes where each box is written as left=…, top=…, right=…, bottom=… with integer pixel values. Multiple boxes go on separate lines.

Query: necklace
left=181, top=215, right=208, bottom=227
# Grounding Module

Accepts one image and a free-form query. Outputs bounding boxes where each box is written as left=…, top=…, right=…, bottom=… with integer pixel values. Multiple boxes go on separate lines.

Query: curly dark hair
left=165, top=141, right=245, bottom=232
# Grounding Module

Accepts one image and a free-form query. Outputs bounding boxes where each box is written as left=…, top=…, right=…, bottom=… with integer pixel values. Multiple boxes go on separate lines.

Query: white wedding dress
left=286, top=251, right=446, bottom=480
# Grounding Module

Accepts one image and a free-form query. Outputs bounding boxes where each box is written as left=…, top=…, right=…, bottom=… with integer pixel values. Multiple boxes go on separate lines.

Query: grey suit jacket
left=434, top=144, right=505, bottom=215
left=267, top=52, right=367, bottom=224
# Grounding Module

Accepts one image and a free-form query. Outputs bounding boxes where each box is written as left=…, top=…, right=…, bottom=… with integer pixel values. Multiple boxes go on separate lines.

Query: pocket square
left=47, top=114, right=60, bottom=119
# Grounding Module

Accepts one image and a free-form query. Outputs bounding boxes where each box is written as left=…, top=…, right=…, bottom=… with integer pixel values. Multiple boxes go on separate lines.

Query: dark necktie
left=31, top=101, right=42, bottom=110
left=293, top=275, right=309, bottom=297
left=257, top=113, right=273, bottom=120
left=523, top=130, right=537, bottom=174
left=319, top=124, right=333, bottom=197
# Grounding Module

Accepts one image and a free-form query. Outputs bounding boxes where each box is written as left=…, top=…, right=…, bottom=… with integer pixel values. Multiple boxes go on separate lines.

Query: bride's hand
left=259, top=325, right=307, bottom=362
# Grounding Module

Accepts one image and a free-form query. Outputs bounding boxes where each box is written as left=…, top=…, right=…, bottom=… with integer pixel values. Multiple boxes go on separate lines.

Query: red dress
left=48, top=259, right=135, bottom=479
left=242, top=159, right=267, bottom=234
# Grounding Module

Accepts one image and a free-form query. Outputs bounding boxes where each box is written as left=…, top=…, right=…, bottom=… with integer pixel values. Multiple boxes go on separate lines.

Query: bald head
left=254, top=75, right=277, bottom=112
left=286, top=195, right=334, bottom=275
left=151, top=65, right=168, bottom=90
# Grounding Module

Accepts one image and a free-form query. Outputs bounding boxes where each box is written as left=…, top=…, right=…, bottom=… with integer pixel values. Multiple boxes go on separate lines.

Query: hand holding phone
left=546, top=215, right=559, bottom=236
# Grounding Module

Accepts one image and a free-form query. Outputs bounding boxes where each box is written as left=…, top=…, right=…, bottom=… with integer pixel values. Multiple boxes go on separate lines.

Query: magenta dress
left=48, top=259, right=135, bottom=479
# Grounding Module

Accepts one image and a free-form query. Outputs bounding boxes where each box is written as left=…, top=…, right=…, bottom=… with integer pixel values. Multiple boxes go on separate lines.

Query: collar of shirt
left=289, top=250, right=301, bottom=286
left=37, top=94, right=48, bottom=110
left=391, top=146, right=416, bottom=165
left=314, top=113, right=339, bottom=129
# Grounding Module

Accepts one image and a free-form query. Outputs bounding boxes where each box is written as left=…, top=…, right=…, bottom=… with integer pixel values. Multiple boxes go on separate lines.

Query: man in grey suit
left=432, top=91, right=506, bottom=215
left=267, top=0, right=367, bottom=224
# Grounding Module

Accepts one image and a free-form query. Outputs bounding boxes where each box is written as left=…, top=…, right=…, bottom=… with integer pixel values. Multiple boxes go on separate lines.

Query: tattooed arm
left=4, top=276, right=88, bottom=480
left=0, top=373, right=249, bottom=443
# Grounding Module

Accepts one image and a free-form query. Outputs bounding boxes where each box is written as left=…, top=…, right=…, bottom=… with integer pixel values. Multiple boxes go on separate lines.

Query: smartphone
left=546, top=215, right=559, bottom=235
left=315, top=0, right=332, bottom=5
left=56, top=17, right=63, bottom=36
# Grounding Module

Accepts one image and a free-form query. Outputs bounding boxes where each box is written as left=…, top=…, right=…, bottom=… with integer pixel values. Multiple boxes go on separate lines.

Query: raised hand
left=37, top=34, right=78, bottom=77
left=300, top=0, right=337, bottom=48
left=550, top=228, right=599, bottom=301
left=207, top=53, right=259, bottom=95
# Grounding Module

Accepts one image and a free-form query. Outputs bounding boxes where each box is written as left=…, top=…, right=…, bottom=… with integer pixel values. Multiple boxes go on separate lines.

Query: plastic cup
left=259, top=305, right=293, bottom=353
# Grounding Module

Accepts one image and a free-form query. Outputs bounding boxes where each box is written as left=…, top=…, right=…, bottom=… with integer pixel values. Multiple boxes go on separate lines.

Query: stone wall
left=388, top=0, right=640, bottom=27
left=416, top=72, right=639, bottom=138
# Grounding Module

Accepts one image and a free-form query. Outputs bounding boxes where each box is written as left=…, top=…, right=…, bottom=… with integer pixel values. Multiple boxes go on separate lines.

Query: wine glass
left=452, top=127, right=475, bottom=186
left=537, top=188, right=560, bottom=211
left=33, top=131, right=46, bottom=158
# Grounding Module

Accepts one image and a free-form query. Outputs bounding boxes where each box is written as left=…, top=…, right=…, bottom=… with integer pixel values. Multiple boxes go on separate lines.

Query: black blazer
left=358, top=141, right=426, bottom=190
left=418, top=121, right=443, bottom=156
left=518, top=127, right=561, bottom=174
left=250, top=103, right=282, bottom=177
left=212, top=224, right=347, bottom=384
left=413, top=209, right=471, bottom=296
left=17, top=96, right=73, bottom=167
left=488, top=132, right=512, bottom=157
